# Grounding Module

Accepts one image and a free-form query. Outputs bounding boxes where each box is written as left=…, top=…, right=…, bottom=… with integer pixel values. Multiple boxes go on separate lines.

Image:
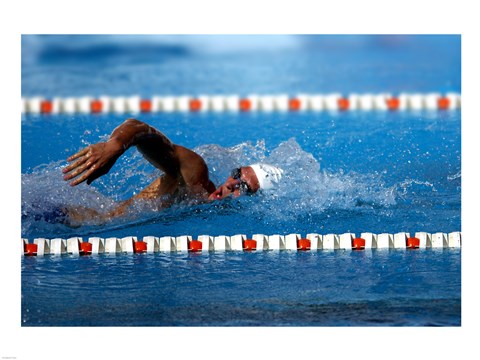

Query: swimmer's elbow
left=124, top=118, right=143, bottom=126
left=122, top=118, right=149, bottom=132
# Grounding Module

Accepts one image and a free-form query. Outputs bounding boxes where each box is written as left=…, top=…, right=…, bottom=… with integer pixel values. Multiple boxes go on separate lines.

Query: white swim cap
left=249, top=163, right=284, bottom=190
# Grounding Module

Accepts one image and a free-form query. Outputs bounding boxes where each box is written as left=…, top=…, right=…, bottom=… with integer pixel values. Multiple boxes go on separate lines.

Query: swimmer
left=62, top=118, right=283, bottom=221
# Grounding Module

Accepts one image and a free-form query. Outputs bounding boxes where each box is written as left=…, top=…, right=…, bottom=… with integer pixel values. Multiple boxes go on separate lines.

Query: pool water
left=21, top=35, right=461, bottom=326
left=22, top=250, right=460, bottom=326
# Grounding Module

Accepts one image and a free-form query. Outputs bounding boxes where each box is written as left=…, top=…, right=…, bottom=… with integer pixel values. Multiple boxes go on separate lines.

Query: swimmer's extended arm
left=63, top=118, right=181, bottom=186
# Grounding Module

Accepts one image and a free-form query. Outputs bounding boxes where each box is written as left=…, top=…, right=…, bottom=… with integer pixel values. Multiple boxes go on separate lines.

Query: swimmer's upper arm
left=111, top=118, right=213, bottom=191
left=176, top=145, right=211, bottom=187
left=111, top=118, right=181, bottom=178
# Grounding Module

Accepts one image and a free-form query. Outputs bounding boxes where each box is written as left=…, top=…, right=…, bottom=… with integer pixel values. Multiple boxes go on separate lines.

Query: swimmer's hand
left=63, top=140, right=124, bottom=186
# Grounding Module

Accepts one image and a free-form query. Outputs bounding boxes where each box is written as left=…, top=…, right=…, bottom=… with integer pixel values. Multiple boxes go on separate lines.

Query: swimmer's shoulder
left=174, top=145, right=212, bottom=189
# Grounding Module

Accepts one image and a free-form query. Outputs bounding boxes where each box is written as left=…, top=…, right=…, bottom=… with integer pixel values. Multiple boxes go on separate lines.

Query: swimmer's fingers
left=62, top=154, right=89, bottom=175
left=67, top=147, right=89, bottom=162
left=63, top=142, right=118, bottom=186
left=68, top=164, right=98, bottom=186
left=63, top=161, right=93, bottom=184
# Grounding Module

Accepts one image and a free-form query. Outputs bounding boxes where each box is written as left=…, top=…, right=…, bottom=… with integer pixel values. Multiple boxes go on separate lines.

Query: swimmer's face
left=208, top=166, right=260, bottom=201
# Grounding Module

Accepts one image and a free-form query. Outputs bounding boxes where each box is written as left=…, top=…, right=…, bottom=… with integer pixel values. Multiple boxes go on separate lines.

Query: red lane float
left=40, top=100, right=53, bottom=114
left=189, top=99, right=202, bottom=112
left=297, top=238, right=311, bottom=251
left=352, top=238, right=366, bottom=250
left=386, top=98, right=400, bottom=110
left=438, top=97, right=450, bottom=110
left=140, top=99, right=152, bottom=113
left=24, top=243, right=38, bottom=256
left=407, top=237, right=420, bottom=249
left=289, top=98, right=301, bottom=111
left=134, top=241, right=148, bottom=253
left=338, top=98, right=349, bottom=111
left=188, top=240, right=203, bottom=252
left=90, top=100, right=103, bottom=113
left=243, top=239, right=257, bottom=251
left=239, top=98, right=251, bottom=111
left=79, top=242, right=93, bottom=255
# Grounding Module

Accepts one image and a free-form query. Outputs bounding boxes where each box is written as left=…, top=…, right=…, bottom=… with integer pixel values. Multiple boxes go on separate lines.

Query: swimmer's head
left=208, top=163, right=283, bottom=201
left=248, top=163, right=284, bottom=190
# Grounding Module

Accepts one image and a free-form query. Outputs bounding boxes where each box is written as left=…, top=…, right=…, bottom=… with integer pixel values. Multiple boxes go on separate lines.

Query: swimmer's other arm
left=62, top=119, right=215, bottom=219
left=63, top=118, right=182, bottom=186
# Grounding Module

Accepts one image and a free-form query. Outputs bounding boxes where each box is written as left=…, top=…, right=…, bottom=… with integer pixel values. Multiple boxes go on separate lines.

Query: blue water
left=22, top=250, right=460, bottom=326
left=21, top=35, right=461, bottom=326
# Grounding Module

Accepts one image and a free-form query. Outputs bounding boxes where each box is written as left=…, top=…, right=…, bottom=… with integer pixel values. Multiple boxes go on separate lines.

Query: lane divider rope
left=22, top=231, right=462, bottom=256
left=21, top=92, right=461, bottom=114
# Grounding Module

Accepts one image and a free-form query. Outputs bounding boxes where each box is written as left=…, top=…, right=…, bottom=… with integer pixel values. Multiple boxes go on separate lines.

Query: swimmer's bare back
left=62, top=118, right=216, bottom=219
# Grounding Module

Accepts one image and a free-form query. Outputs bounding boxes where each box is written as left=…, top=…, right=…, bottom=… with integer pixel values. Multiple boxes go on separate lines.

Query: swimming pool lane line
left=21, top=92, right=461, bottom=115
left=22, top=231, right=461, bottom=256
